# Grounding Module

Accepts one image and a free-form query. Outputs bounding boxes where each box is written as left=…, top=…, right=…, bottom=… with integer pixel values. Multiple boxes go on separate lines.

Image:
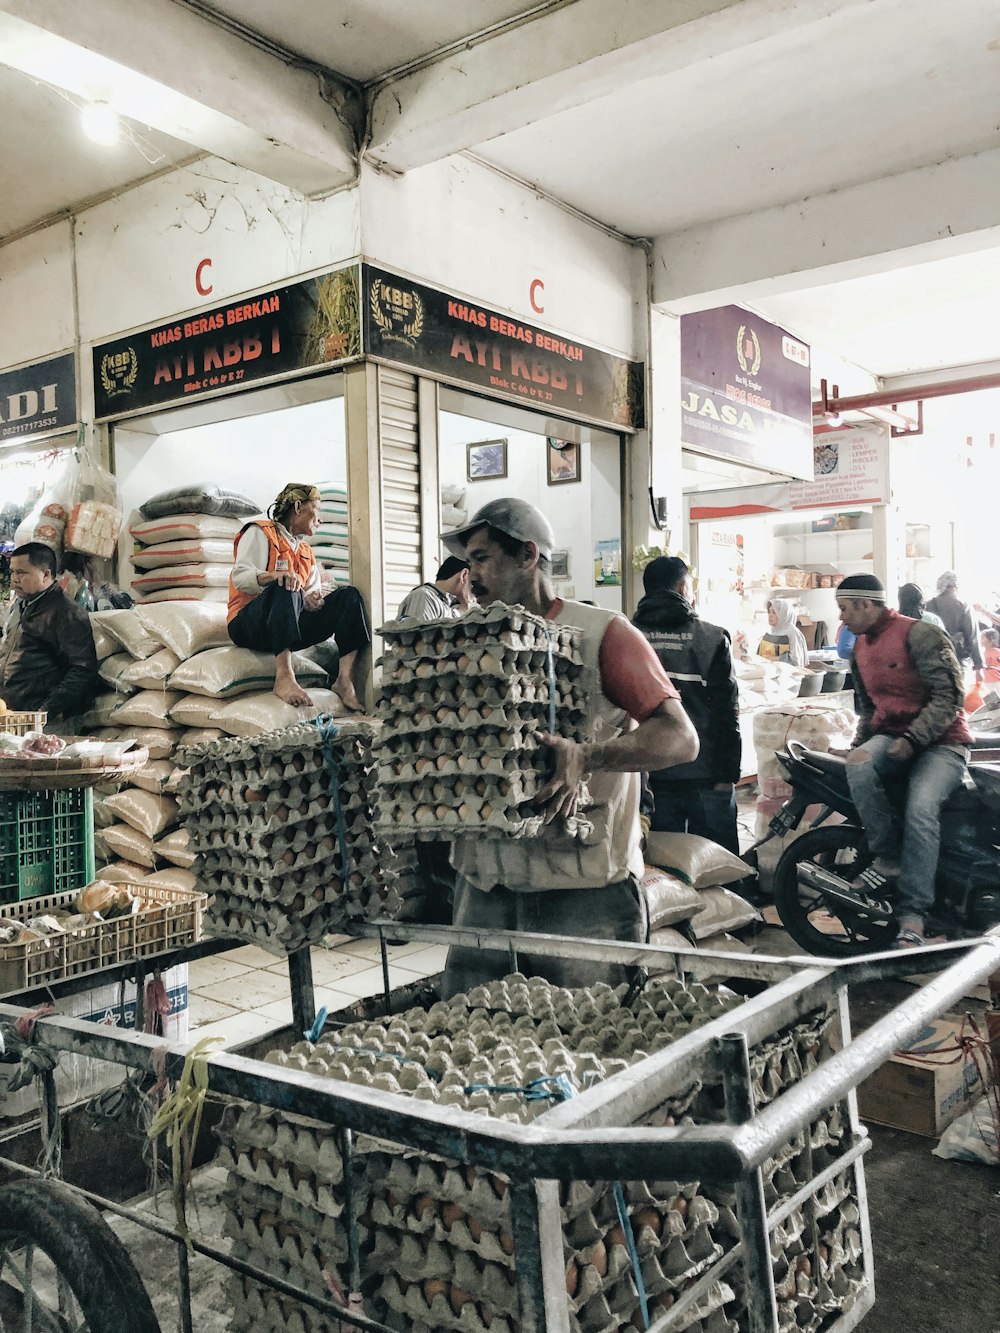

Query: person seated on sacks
left=227, top=482, right=370, bottom=712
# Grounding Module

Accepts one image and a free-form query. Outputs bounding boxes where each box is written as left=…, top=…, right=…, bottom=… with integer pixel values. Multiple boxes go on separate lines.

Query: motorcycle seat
left=793, top=748, right=847, bottom=775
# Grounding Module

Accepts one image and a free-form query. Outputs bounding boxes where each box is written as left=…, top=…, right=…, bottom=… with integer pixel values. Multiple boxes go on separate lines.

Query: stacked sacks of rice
left=85, top=604, right=341, bottom=883
left=218, top=973, right=861, bottom=1333
left=176, top=717, right=418, bottom=951
left=307, top=481, right=351, bottom=588
left=126, top=483, right=261, bottom=605
left=441, top=481, right=467, bottom=532
left=640, top=834, right=761, bottom=970
left=375, top=604, right=588, bottom=840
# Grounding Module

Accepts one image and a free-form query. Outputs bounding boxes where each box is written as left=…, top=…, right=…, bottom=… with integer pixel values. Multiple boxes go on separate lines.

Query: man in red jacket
left=837, top=574, right=971, bottom=948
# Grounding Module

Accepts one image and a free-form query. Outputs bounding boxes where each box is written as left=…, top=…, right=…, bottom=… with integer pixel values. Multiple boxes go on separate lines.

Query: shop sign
left=362, top=265, right=644, bottom=430
left=789, top=425, right=889, bottom=509
left=92, top=266, right=361, bottom=418
left=680, top=306, right=812, bottom=478
left=0, top=351, right=77, bottom=443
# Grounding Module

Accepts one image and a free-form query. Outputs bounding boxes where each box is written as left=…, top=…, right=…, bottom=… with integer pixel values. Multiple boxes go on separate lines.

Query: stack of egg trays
left=176, top=717, right=415, bottom=952
left=376, top=604, right=588, bottom=839
left=215, top=974, right=855, bottom=1333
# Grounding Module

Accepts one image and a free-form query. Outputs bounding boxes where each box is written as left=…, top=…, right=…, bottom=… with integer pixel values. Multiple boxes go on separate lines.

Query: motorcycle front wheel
left=773, top=825, right=899, bottom=957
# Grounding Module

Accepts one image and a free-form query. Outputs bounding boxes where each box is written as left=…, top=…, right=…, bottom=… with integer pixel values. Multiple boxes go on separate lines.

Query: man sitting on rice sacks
left=227, top=482, right=370, bottom=712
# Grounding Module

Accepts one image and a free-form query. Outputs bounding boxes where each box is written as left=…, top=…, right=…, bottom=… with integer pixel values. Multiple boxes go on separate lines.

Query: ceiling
left=1, top=0, right=999, bottom=387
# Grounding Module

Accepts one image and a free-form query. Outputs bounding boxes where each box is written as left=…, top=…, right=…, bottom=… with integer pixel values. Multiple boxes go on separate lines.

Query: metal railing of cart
left=0, top=925, right=997, bottom=1333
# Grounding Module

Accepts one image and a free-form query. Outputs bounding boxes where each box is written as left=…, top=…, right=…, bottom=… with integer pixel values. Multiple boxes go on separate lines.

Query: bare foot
left=274, top=675, right=313, bottom=707
left=333, top=681, right=365, bottom=714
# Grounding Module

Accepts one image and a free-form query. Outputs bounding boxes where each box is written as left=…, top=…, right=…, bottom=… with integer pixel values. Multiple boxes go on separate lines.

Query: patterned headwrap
left=269, top=483, right=321, bottom=520
left=836, top=574, right=886, bottom=603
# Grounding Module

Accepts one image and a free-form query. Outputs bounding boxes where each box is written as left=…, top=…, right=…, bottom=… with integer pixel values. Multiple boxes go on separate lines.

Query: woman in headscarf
left=897, top=582, right=944, bottom=629
left=925, top=570, right=983, bottom=681
left=227, top=482, right=370, bottom=711
left=759, top=597, right=809, bottom=667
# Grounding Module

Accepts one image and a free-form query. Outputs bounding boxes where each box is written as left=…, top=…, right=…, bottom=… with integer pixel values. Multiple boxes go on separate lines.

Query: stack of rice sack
left=217, top=973, right=863, bottom=1333
left=176, top=717, right=418, bottom=952
left=751, top=701, right=855, bottom=888
left=125, top=483, right=261, bottom=605
left=441, top=481, right=467, bottom=531
left=640, top=834, right=761, bottom=971
left=84, top=603, right=340, bottom=888
left=376, top=604, right=588, bottom=839
left=307, top=481, right=352, bottom=588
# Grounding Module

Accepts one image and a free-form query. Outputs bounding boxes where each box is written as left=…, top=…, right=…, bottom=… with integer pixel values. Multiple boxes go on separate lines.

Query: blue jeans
left=650, top=781, right=740, bottom=854
left=845, top=735, right=967, bottom=916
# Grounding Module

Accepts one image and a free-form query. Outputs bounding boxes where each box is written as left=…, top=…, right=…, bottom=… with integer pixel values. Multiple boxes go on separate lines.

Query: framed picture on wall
left=547, top=437, right=580, bottom=485
left=551, top=550, right=570, bottom=579
left=466, top=439, right=507, bottom=480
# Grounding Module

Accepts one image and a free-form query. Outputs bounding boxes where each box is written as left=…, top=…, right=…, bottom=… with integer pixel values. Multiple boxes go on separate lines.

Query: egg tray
left=386, top=645, right=583, bottom=689
left=380, top=603, right=584, bottom=656
left=383, top=670, right=586, bottom=708
left=218, top=979, right=850, bottom=1333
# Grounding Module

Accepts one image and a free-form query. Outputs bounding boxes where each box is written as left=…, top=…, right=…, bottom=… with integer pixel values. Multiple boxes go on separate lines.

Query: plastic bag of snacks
left=64, top=450, right=122, bottom=560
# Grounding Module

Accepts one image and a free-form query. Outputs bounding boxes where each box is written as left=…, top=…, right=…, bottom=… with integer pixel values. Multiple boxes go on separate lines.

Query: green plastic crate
left=0, top=788, right=95, bottom=903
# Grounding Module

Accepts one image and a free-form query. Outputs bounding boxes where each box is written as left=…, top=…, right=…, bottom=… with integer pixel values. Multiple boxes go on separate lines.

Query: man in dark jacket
left=926, top=570, right=983, bottom=681
left=632, top=556, right=741, bottom=851
left=0, top=543, right=98, bottom=719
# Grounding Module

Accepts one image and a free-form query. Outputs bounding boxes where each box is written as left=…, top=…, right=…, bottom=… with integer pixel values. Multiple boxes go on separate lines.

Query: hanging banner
left=363, top=264, right=644, bottom=430
left=0, top=351, right=77, bottom=443
left=789, top=425, right=889, bottom=509
left=680, top=305, right=812, bottom=478
left=92, top=266, right=361, bottom=419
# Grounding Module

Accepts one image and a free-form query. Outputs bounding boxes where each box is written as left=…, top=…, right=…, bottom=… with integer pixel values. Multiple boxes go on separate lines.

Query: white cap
left=443, top=498, right=556, bottom=561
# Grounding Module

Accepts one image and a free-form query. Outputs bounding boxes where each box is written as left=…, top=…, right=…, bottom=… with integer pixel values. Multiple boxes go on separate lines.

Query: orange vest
left=227, top=519, right=316, bottom=622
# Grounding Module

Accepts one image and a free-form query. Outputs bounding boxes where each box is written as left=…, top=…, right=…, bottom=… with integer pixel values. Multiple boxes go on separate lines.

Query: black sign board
left=363, top=265, right=644, bottom=430
left=92, top=266, right=361, bottom=419
left=0, top=351, right=77, bottom=443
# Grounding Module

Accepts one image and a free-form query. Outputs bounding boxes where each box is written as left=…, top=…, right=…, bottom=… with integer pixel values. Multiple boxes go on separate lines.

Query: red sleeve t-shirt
left=547, top=600, right=679, bottom=722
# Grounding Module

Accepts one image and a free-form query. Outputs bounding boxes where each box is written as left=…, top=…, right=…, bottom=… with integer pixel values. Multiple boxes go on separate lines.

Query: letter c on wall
left=529, top=278, right=544, bottom=314
left=196, top=258, right=213, bottom=297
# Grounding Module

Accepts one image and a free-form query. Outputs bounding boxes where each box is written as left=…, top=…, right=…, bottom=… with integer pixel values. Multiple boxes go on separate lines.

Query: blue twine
left=614, top=1180, right=650, bottom=1330
left=315, top=714, right=351, bottom=879
left=305, top=1007, right=328, bottom=1043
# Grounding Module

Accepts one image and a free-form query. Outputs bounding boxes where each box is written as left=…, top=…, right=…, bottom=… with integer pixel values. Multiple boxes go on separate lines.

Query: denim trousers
left=845, top=734, right=966, bottom=916
left=650, top=781, right=740, bottom=854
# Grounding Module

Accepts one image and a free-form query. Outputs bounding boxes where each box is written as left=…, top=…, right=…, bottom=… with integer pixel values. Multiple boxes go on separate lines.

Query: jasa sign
left=0, top=351, right=77, bottom=443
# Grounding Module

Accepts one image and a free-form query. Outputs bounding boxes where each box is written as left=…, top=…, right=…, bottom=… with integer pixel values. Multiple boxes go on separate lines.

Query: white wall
left=438, top=407, right=622, bottom=609
left=360, top=157, right=646, bottom=359
left=0, top=222, right=76, bottom=369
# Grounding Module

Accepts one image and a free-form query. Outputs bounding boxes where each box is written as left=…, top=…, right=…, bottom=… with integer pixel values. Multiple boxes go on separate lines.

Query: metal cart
left=0, top=924, right=995, bottom=1333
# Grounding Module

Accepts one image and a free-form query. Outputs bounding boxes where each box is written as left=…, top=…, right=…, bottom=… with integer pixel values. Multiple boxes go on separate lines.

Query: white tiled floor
left=185, top=937, right=446, bottom=1048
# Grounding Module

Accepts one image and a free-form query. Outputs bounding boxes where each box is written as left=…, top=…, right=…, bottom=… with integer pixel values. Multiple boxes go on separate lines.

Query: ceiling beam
left=367, top=0, right=877, bottom=172
left=651, top=148, right=1000, bottom=312
left=0, top=0, right=359, bottom=197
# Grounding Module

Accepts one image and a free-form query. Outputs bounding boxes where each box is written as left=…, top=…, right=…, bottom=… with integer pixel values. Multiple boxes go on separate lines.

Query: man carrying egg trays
left=376, top=604, right=590, bottom=837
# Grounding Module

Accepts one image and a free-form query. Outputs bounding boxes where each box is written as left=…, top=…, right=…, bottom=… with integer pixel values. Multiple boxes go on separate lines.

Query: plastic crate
left=0, top=710, right=47, bottom=737
left=0, top=787, right=95, bottom=902
left=0, top=882, right=207, bottom=993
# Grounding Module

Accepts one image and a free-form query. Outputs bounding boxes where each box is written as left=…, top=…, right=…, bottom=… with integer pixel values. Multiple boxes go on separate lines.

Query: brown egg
left=565, top=1260, right=579, bottom=1298
left=633, top=1208, right=662, bottom=1236
left=585, top=1241, right=608, bottom=1277
left=441, top=1202, right=465, bottom=1230
left=498, top=1228, right=514, bottom=1255
left=480, top=1308, right=493, bottom=1329
left=422, top=1278, right=447, bottom=1304
left=412, top=1195, right=437, bottom=1220
left=669, top=1196, right=688, bottom=1217
left=467, top=1216, right=483, bottom=1243
left=243, top=787, right=261, bottom=803
left=796, top=1256, right=812, bottom=1277
left=652, top=1291, right=675, bottom=1311
left=488, top=1174, right=508, bottom=1199
left=607, top=1223, right=626, bottom=1249
left=449, top=1283, right=472, bottom=1314
left=463, top=1166, right=478, bottom=1189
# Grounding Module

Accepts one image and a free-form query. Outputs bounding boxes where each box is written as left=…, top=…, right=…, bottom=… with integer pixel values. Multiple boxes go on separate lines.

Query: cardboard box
left=857, top=1016, right=984, bottom=1137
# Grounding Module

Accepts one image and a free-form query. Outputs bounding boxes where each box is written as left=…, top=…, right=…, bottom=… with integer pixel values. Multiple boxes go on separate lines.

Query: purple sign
left=680, top=306, right=813, bottom=478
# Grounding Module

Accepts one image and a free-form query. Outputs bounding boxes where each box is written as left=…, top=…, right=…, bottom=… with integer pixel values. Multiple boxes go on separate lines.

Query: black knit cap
left=837, top=573, right=886, bottom=602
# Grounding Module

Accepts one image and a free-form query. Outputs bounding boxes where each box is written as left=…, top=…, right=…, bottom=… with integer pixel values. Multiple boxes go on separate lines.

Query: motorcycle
left=754, top=738, right=1000, bottom=956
